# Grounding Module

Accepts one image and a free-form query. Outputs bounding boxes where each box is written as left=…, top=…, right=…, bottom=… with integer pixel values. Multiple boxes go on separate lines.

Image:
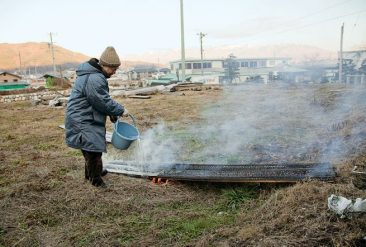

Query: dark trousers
left=81, top=150, right=103, bottom=181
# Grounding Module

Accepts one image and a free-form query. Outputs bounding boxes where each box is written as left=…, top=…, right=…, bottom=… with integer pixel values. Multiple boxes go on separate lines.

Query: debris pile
left=328, top=194, right=366, bottom=217
left=32, top=94, right=69, bottom=107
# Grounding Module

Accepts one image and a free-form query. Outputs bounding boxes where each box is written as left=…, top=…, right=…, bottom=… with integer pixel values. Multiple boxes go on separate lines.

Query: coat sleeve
left=84, top=74, right=124, bottom=116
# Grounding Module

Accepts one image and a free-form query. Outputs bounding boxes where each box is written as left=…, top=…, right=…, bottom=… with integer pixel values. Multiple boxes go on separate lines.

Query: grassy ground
left=0, top=85, right=365, bottom=246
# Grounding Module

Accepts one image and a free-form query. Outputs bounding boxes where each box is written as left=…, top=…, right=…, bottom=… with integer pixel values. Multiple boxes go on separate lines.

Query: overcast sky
left=1, top=0, right=365, bottom=57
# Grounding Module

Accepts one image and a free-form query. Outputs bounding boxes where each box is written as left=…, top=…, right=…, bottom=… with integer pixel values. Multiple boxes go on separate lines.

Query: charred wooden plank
left=104, top=161, right=336, bottom=183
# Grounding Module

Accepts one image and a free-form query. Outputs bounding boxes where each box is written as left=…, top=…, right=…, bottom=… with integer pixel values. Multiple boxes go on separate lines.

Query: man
left=65, top=46, right=128, bottom=188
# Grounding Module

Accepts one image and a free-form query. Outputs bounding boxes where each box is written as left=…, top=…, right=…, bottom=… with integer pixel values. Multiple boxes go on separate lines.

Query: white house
left=170, top=57, right=291, bottom=84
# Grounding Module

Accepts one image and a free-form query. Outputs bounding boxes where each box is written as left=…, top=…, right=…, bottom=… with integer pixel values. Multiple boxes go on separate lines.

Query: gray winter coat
left=65, top=60, right=124, bottom=152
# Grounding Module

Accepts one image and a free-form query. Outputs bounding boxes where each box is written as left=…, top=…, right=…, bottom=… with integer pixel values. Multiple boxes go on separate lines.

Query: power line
left=274, top=9, right=366, bottom=36
left=241, top=9, right=366, bottom=43
left=349, top=13, right=360, bottom=37
left=234, top=0, right=354, bottom=43
left=288, top=0, right=353, bottom=23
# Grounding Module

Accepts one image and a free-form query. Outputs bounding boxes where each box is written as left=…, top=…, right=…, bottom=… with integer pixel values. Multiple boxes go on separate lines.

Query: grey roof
left=129, top=67, right=158, bottom=73
left=41, top=73, right=68, bottom=79
left=170, top=58, right=224, bottom=63
left=276, top=66, right=308, bottom=73
left=0, top=71, right=22, bottom=78
left=158, top=68, right=170, bottom=72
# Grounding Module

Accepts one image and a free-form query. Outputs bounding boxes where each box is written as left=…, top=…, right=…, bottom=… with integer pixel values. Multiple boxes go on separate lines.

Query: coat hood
left=76, top=59, right=104, bottom=77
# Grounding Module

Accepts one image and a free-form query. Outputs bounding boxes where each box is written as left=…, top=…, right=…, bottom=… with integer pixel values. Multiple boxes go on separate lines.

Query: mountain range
left=124, top=43, right=339, bottom=65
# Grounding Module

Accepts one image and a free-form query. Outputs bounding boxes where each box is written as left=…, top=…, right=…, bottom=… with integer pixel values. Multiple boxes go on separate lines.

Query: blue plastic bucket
left=111, top=115, right=140, bottom=150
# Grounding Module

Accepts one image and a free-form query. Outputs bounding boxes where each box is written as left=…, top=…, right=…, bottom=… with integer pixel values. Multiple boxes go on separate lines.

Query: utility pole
left=18, top=52, right=22, bottom=76
left=59, top=65, right=63, bottom=79
left=49, top=32, right=57, bottom=74
left=197, top=32, right=206, bottom=76
left=180, top=0, right=185, bottom=83
left=339, top=23, right=344, bottom=83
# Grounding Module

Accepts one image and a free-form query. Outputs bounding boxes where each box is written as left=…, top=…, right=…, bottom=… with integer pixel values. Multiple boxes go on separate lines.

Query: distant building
left=158, top=68, right=171, bottom=74
left=322, top=66, right=338, bottom=83
left=275, top=66, right=311, bottom=83
left=340, top=50, right=366, bottom=84
left=64, top=70, right=77, bottom=83
left=127, top=67, right=171, bottom=80
left=41, top=73, right=71, bottom=88
left=341, top=50, right=366, bottom=73
left=41, top=73, right=69, bottom=79
left=127, top=67, right=156, bottom=80
left=170, top=57, right=290, bottom=84
left=0, top=72, right=22, bottom=83
left=170, top=58, right=224, bottom=75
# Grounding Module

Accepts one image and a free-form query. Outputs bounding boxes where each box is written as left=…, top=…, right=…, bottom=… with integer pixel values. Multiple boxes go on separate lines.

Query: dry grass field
left=0, top=84, right=365, bottom=246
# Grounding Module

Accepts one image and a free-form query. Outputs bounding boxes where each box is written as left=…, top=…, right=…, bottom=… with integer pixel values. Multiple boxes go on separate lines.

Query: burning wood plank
left=103, top=161, right=336, bottom=183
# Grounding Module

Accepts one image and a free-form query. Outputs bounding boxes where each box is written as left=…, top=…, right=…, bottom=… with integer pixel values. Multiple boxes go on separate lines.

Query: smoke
left=133, top=123, right=181, bottom=171
left=105, top=83, right=366, bottom=172
left=190, top=84, right=365, bottom=165
left=185, top=84, right=322, bottom=164
left=103, top=122, right=182, bottom=172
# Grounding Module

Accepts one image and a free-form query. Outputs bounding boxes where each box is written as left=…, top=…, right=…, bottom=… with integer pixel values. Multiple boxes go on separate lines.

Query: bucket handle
left=115, top=113, right=137, bottom=127
left=113, top=113, right=140, bottom=141
left=128, top=114, right=137, bottom=127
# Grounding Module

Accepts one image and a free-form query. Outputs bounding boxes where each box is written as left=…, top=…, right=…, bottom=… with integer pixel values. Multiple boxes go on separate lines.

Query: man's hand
left=121, top=108, right=129, bottom=117
left=109, top=115, right=118, bottom=123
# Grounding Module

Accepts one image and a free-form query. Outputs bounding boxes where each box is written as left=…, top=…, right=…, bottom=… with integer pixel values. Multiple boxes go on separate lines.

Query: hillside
left=0, top=42, right=89, bottom=71
left=0, top=42, right=157, bottom=72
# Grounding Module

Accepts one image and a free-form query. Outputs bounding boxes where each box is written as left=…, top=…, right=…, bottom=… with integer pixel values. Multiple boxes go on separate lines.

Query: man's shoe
left=91, top=177, right=107, bottom=188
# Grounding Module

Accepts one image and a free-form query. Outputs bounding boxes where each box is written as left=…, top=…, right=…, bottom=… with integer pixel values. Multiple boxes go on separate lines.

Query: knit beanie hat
left=99, top=46, right=121, bottom=67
